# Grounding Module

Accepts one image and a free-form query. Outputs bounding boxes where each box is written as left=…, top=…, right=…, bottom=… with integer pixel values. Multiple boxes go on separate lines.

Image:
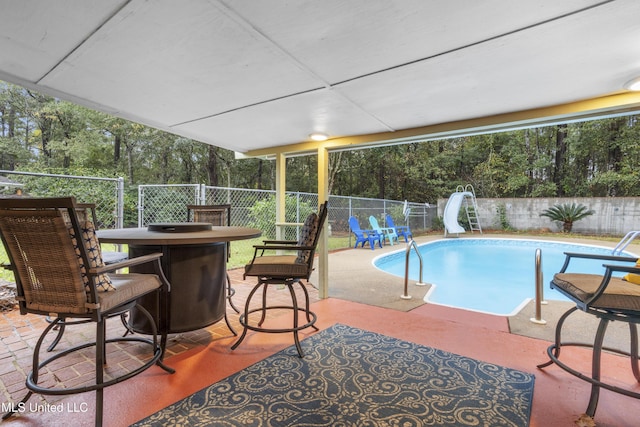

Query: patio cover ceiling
left=1, top=0, right=640, bottom=158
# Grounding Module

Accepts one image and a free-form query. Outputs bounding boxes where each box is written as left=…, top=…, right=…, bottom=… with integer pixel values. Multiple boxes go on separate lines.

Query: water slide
left=443, top=191, right=473, bottom=235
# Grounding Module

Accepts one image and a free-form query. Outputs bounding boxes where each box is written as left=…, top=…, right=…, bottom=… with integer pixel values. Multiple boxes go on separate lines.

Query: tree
left=539, top=203, right=595, bottom=233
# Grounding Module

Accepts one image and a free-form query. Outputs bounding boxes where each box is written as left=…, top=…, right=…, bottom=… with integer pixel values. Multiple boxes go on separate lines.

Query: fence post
left=198, top=184, right=206, bottom=204
left=423, top=203, right=427, bottom=230
left=116, top=177, right=124, bottom=228
left=383, top=199, right=387, bottom=224
left=137, top=185, right=144, bottom=227
left=296, top=192, right=301, bottom=241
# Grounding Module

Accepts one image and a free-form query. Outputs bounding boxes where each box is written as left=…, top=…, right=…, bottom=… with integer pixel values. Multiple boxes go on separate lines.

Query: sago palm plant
left=539, top=203, right=595, bottom=233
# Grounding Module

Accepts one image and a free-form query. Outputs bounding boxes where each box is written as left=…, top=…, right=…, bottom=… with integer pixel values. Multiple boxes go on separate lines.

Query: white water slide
left=443, top=191, right=474, bottom=236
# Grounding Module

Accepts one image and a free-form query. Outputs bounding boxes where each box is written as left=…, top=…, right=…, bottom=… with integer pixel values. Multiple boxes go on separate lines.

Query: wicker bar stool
left=537, top=251, right=640, bottom=420
left=231, top=201, right=327, bottom=357
left=0, top=196, right=175, bottom=426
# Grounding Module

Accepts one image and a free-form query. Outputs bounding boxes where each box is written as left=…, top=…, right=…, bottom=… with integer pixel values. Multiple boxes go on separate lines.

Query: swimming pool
left=373, top=238, right=636, bottom=316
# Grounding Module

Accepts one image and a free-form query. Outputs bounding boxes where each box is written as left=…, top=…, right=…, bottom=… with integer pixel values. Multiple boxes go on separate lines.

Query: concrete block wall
left=437, top=197, right=640, bottom=236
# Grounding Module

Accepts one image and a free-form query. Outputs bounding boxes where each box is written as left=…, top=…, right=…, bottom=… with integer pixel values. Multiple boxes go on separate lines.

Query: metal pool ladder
left=612, top=231, right=640, bottom=255
left=402, top=239, right=427, bottom=299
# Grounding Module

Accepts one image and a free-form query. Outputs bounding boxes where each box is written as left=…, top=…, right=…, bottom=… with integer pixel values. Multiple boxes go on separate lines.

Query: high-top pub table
left=98, top=223, right=261, bottom=334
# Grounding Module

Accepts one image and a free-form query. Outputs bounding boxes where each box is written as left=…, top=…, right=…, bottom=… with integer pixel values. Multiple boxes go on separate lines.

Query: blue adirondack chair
left=385, top=213, right=413, bottom=242
left=349, top=216, right=382, bottom=250
left=369, top=215, right=398, bottom=245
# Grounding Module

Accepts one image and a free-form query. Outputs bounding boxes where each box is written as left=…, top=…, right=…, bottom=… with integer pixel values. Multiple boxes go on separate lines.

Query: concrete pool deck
left=311, top=232, right=640, bottom=351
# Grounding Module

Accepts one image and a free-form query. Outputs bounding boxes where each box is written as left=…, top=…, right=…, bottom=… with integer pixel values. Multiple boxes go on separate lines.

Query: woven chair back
left=187, top=204, right=231, bottom=226
left=0, top=197, right=91, bottom=315
left=298, top=201, right=328, bottom=275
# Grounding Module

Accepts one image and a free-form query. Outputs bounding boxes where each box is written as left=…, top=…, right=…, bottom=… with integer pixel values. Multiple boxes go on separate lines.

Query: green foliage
left=495, top=204, right=514, bottom=231
left=431, top=216, right=444, bottom=231
left=529, top=182, right=558, bottom=197
left=386, top=204, right=406, bottom=225
left=539, top=203, right=595, bottom=233
left=248, top=195, right=316, bottom=240
left=13, top=166, right=115, bottom=202
left=457, top=209, right=470, bottom=231
left=120, top=189, right=139, bottom=227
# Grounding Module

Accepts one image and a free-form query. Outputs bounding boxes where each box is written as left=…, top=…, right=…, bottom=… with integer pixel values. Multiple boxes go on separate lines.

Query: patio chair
left=231, top=201, right=328, bottom=357
left=369, top=215, right=398, bottom=245
left=0, top=196, right=175, bottom=426
left=385, top=213, right=413, bottom=243
left=44, top=203, right=135, bottom=348
left=349, top=216, right=382, bottom=250
left=187, top=204, right=239, bottom=314
left=537, top=251, right=640, bottom=418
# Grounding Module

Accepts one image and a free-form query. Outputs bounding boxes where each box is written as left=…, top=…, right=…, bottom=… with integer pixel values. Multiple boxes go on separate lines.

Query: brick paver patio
left=0, top=268, right=319, bottom=409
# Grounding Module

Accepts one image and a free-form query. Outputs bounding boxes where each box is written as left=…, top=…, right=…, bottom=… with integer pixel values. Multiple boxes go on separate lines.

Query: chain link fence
left=138, top=185, right=434, bottom=234
left=0, top=171, right=125, bottom=283
left=0, top=171, right=436, bottom=273
left=138, top=184, right=436, bottom=267
left=0, top=170, right=124, bottom=229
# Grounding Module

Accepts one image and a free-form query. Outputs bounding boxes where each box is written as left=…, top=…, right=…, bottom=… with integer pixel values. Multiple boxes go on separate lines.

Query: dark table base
left=128, top=242, right=226, bottom=334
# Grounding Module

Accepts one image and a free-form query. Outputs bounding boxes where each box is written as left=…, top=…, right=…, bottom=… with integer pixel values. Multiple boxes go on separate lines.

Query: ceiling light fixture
left=623, top=76, right=640, bottom=91
left=309, top=132, right=329, bottom=141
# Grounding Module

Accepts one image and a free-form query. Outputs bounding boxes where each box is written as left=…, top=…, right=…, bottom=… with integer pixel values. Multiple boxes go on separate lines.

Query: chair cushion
left=244, top=255, right=309, bottom=279
left=296, top=212, right=319, bottom=264
left=553, top=273, right=640, bottom=312
left=67, top=220, right=116, bottom=292
left=99, top=273, right=161, bottom=312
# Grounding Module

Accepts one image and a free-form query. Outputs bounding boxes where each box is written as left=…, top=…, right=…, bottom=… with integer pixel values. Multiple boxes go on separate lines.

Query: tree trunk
left=257, top=160, right=263, bottom=189
left=126, top=144, right=134, bottom=184
left=553, top=124, right=567, bottom=196
left=378, top=163, right=385, bottom=199
left=207, top=145, right=218, bottom=186
left=160, top=149, right=170, bottom=183
left=328, top=151, right=343, bottom=195
left=114, top=134, right=121, bottom=165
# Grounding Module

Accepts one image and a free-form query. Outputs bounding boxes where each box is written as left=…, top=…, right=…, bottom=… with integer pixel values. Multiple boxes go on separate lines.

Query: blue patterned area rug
left=133, top=324, right=534, bottom=426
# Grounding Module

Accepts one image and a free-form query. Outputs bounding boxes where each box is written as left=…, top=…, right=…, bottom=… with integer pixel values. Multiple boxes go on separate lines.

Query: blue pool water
left=373, top=238, right=636, bottom=316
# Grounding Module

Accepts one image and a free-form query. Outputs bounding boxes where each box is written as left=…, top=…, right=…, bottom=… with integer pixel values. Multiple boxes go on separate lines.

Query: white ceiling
left=1, top=0, right=640, bottom=155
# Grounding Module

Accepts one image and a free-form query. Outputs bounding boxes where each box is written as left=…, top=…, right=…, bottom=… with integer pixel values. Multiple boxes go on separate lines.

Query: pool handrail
left=403, top=238, right=427, bottom=300
left=612, top=231, right=640, bottom=255
left=530, top=248, right=547, bottom=325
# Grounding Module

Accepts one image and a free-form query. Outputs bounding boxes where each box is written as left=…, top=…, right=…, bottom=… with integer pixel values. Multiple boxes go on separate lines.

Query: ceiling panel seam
left=35, top=0, right=134, bottom=85
left=211, top=0, right=396, bottom=132
left=173, top=0, right=617, bottom=132
left=170, top=86, right=324, bottom=127
left=213, top=0, right=330, bottom=87
left=331, top=0, right=617, bottom=87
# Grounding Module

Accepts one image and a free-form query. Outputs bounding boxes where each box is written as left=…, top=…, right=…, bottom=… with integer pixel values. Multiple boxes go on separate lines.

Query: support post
left=275, top=153, right=286, bottom=242
left=317, top=147, right=329, bottom=299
